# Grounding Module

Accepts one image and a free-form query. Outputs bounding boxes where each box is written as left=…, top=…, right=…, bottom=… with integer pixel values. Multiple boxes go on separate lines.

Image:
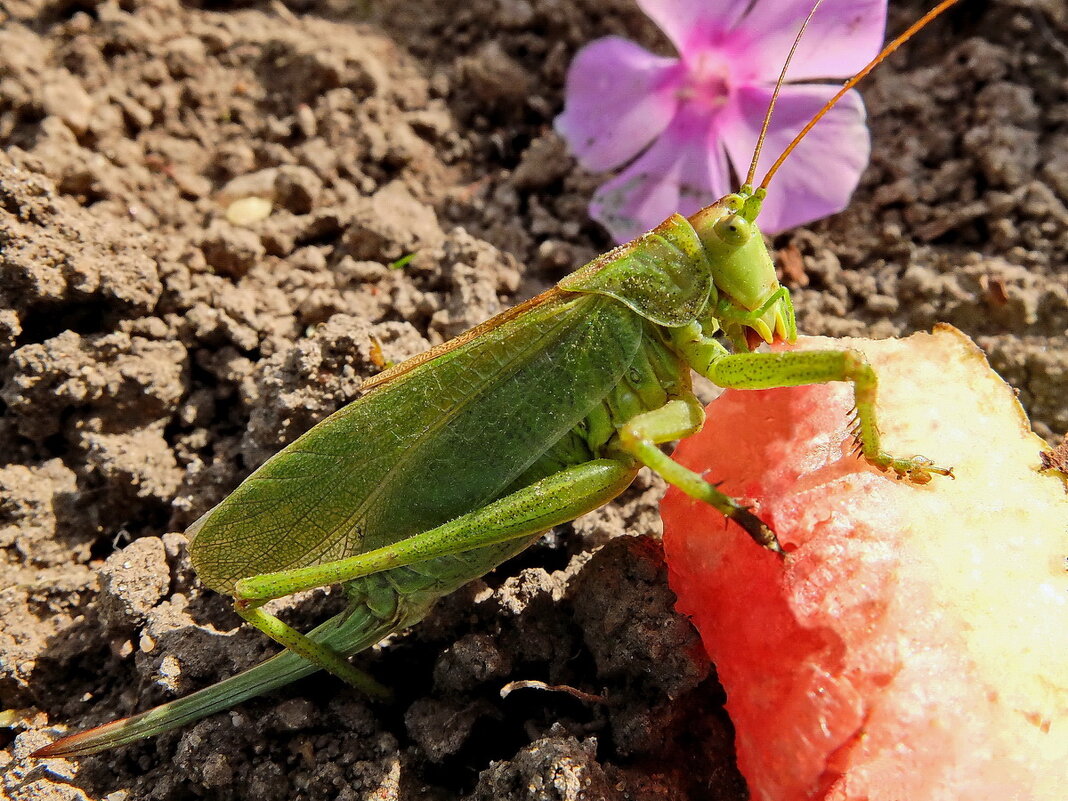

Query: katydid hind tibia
left=32, top=0, right=960, bottom=759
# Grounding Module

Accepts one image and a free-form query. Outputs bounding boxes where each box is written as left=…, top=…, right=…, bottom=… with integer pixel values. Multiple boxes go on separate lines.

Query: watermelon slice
left=661, top=325, right=1067, bottom=801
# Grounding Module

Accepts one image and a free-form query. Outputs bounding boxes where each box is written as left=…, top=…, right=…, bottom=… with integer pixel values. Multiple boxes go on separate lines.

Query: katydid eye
left=714, top=214, right=749, bottom=247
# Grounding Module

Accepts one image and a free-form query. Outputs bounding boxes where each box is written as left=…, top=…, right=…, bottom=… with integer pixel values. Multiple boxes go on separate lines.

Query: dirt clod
left=96, top=537, right=171, bottom=630
left=465, top=735, right=618, bottom=801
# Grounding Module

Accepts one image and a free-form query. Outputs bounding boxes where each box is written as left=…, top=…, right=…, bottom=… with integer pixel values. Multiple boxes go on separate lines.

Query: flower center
left=680, top=51, right=732, bottom=112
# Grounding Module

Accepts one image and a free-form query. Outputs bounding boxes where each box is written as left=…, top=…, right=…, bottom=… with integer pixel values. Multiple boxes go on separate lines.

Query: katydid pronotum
left=33, top=0, right=960, bottom=759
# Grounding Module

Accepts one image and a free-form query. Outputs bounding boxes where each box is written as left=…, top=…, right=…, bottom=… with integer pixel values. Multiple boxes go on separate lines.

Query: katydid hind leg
left=706, top=349, right=953, bottom=482
left=234, top=599, right=393, bottom=697
left=214, top=459, right=635, bottom=692
left=33, top=459, right=636, bottom=758
left=615, top=395, right=783, bottom=554
left=235, top=458, right=638, bottom=602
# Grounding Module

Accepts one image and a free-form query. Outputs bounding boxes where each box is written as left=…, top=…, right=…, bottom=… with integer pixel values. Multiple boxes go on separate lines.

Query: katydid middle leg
left=229, top=458, right=638, bottom=686
left=706, top=349, right=953, bottom=482
left=614, top=395, right=783, bottom=553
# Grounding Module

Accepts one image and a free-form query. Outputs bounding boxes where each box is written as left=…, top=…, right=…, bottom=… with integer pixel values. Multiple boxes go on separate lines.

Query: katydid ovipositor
left=33, top=0, right=960, bottom=759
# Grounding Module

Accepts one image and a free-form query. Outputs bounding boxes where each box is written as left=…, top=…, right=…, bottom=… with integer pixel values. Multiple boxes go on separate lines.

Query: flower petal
left=743, top=0, right=886, bottom=81
left=720, top=83, right=870, bottom=234
left=638, top=0, right=752, bottom=53
left=555, top=37, right=682, bottom=172
left=589, top=107, right=732, bottom=243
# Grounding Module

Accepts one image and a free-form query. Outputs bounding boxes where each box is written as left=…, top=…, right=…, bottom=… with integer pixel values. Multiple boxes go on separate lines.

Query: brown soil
left=1, top=0, right=1065, bottom=799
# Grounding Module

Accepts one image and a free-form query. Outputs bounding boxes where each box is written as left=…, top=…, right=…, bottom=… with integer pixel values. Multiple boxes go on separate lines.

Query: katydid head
left=688, top=187, right=796, bottom=350
left=682, top=0, right=960, bottom=352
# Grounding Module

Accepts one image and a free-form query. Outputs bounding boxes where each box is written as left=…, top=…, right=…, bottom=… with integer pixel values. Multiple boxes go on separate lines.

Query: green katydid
left=33, top=0, right=960, bottom=759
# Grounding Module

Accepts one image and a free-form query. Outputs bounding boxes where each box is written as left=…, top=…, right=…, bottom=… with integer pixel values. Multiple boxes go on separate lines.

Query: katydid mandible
left=33, top=0, right=960, bottom=759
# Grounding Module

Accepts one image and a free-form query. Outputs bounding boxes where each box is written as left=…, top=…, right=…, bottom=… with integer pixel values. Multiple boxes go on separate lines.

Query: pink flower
left=555, top=0, right=886, bottom=242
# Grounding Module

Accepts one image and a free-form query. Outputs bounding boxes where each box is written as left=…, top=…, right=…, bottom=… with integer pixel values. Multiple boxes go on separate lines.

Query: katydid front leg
left=707, top=349, right=953, bottom=483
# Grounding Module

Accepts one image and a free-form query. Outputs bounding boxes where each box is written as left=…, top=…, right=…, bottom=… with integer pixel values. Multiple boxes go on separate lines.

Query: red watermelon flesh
left=660, top=326, right=1067, bottom=801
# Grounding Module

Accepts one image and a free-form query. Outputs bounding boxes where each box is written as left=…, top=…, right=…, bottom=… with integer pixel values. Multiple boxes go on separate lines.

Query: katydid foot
left=860, top=452, right=955, bottom=484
